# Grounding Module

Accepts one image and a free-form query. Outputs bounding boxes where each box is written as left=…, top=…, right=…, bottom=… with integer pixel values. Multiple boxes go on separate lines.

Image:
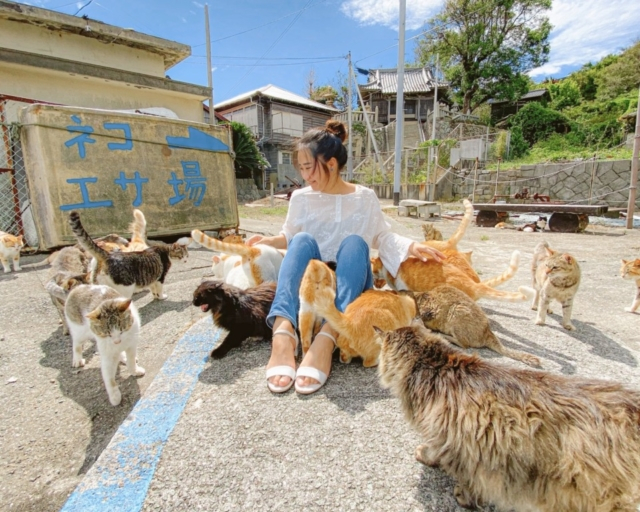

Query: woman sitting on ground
left=247, top=120, right=445, bottom=395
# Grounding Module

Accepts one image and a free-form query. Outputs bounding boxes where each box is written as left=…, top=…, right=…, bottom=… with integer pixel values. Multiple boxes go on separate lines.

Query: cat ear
left=545, top=246, right=555, bottom=256
left=372, top=325, right=385, bottom=337
left=563, top=254, right=573, bottom=264
left=212, top=255, right=221, bottom=264
left=116, top=299, right=132, bottom=312
left=85, top=308, right=101, bottom=321
left=622, top=259, right=628, bottom=264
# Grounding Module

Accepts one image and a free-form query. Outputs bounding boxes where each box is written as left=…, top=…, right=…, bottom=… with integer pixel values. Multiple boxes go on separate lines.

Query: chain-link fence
left=0, top=96, right=38, bottom=248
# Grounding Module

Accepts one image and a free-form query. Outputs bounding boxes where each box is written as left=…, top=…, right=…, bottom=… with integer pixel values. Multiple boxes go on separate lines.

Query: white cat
left=0, top=230, right=25, bottom=273
left=192, top=229, right=283, bottom=289
left=64, top=284, right=145, bottom=406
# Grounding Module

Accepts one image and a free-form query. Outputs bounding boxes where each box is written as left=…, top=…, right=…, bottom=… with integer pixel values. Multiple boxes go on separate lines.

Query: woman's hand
left=409, top=242, right=446, bottom=263
left=246, top=234, right=287, bottom=249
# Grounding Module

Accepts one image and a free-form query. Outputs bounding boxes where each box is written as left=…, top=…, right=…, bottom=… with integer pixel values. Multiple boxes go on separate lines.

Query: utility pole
left=347, top=52, right=353, bottom=181
left=428, top=54, right=439, bottom=201
left=626, top=85, right=640, bottom=229
left=392, top=0, right=406, bottom=206
left=204, top=4, right=216, bottom=125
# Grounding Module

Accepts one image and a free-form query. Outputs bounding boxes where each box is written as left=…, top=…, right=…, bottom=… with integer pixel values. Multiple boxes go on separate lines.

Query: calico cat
left=0, top=230, right=25, bottom=273
left=374, top=321, right=640, bottom=512
left=191, top=229, right=283, bottom=289
left=371, top=250, right=531, bottom=303
left=421, top=223, right=443, bottom=241
left=45, top=246, right=91, bottom=334
left=192, top=280, right=276, bottom=358
left=65, top=284, right=145, bottom=406
left=69, top=211, right=188, bottom=300
left=302, top=259, right=416, bottom=366
left=518, top=216, right=547, bottom=232
left=298, top=259, right=337, bottom=355
left=620, top=259, right=640, bottom=313
left=413, top=285, right=541, bottom=367
left=531, top=241, right=581, bottom=330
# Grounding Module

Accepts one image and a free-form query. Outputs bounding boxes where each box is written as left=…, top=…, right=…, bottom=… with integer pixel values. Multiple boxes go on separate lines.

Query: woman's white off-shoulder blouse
left=280, top=185, right=412, bottom=276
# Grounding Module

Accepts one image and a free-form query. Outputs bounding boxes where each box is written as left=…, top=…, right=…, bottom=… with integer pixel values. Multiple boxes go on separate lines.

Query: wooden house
left=489, top=89, right=551, bottom=124
left=215, top=84, right=338, bottom=188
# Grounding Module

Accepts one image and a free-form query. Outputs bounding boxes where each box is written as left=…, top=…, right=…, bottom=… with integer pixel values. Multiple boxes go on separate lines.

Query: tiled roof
left=359, top=67, right=447, bottom=94
left=216, top=84, right=338, bottom=112
left=488, top=89, right=550, bottom=104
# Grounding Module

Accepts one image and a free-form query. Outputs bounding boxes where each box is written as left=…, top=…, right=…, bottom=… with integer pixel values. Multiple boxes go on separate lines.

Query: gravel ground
left=2, top=201, right=639, bottom=512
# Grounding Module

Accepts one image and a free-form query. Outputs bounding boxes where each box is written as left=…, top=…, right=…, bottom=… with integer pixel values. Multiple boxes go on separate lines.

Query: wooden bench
left=472, top=203, right=609, bottom=232
left=397, top=200, right=441, bottom=219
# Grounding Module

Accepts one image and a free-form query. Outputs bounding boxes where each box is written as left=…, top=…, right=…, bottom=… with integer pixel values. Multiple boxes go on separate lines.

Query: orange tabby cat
left=0, top=230, right=25, bottom=272
left=419, top=198, right=473, bottom=252
left=303, top=259, right=416, bottom=367
left=620, top=259, right=640, bottom=313
left=298, top=259, right=336, bottom=355
left=371, top=250, right=530, bottom=302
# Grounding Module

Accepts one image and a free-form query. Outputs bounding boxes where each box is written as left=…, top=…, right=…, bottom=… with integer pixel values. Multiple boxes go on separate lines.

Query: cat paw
left=119, top=353, right=128, bottom=365
left=108, top=388, right=122, bottom=406
left=535, top=320, right=545, bottom=326
left=453, top=484, right=479, bottom=509
left=132, top=365, right=146, bottom=377
left=72, top=357, right=85, bottom=368
left=624, top=307, right=638, bottom=313
left=154, top=293, right=168, bottom=301
left=563, top=323, right=576, bottom=331
left=415, top=445, right=439, bottom=467
left=3, top=268, right=11, bottom=273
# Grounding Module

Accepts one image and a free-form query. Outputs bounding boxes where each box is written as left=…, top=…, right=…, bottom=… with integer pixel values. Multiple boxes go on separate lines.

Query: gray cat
left=64, top=284, right=145, bottom=406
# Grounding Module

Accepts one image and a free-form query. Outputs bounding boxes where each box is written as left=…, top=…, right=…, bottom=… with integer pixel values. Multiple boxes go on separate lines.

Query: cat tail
left=477, top=284, right=535, bottom=303
left=531, top=240, right=550, bottom=273
left=487, top=332, right=541, bottom=368
left=21, top=251, right=59, bottom=268
left=68, top=211, right=109, bottom=263
left=312, top=289, right=353, bottom=346
left=129, top=209, right=147, bottom=245
left=444, top=198, right=474, bottom=248
left=191, top=229, right=259, bottom=258
left=481, top=250, right=520, bottom=288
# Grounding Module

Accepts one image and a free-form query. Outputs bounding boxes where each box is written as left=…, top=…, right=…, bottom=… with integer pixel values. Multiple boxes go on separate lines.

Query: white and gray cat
left=65, top=284, right=145, bottom=406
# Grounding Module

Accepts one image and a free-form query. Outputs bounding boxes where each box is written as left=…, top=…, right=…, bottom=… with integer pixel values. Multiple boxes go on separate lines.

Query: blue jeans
left=267, top=233, right=373, bottom=329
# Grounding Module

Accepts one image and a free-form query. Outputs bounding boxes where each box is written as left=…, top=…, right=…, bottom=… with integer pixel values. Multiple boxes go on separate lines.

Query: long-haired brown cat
left=620, top=259, right=640, bottom=313
left=371, top=250, right=531, bottom=303
left=301, top=260, right=415, bottom=367
left=375, top=321, right=640, bottom=512
left=69, top=211, right=188, bottom=300
left=413, top=285, right=541, bottom=367
left=531, top=241, right=580, bottom=330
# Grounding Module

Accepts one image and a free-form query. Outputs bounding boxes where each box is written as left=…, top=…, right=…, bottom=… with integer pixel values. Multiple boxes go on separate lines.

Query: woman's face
left=298, top=149, right=333, bottom=192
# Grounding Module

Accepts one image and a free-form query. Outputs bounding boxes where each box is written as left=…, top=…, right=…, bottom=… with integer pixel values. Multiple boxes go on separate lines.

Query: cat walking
left=620, top=259, right=640, bottom=313
left=69, top=211, right=188, bottom=300
left=65, top=284, right=145, bottom=406
left=531, top=241, right=581, bottom=330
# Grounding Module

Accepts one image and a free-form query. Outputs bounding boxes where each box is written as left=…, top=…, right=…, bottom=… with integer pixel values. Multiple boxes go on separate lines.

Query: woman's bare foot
left=296, top=325, right=337, bottom=387
left=266, top=317, right=297, bottom=388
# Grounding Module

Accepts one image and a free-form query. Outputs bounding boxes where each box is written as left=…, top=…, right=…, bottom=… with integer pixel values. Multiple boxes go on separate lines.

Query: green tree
left=549, top=80, right=581, bottom=110
left=415, top=0, right=552, bottom=114
left=227, top=121, right=268, bottom=180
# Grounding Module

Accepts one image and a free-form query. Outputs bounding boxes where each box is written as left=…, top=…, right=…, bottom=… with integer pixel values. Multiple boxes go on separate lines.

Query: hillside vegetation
left=497, top=40, right=639, bottom=165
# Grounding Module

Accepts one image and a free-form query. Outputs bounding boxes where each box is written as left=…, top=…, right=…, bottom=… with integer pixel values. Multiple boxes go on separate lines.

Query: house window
left=272, top=110, right=303, bottom=136
left=279, top=151, right=292, bottom=165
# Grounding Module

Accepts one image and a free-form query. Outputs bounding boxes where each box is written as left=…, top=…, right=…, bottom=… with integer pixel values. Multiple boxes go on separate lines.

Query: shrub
left=509, top=103, right=572, bottom=145
left=508, top=126, right=529, bottom=159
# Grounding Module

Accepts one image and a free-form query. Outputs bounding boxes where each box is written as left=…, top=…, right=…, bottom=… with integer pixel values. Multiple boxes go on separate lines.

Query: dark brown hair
left=295, top=120, right=348, bottom=175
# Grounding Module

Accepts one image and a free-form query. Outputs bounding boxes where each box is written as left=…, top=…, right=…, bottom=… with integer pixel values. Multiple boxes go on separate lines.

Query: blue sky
left=21, top=0, right=640, bottom=103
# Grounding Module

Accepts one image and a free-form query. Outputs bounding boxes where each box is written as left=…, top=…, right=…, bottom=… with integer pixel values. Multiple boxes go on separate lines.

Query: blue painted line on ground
left=61, top=316, right=221, bottom=512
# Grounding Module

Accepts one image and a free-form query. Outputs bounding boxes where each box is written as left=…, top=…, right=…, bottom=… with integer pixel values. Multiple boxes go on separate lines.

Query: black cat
left=193, top=280, right=276, bottom=358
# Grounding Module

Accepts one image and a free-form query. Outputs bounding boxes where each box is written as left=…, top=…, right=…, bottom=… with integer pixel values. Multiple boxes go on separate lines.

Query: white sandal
left=266, top=329, right=299, bottom=394
left=294, top=331, right=337, bottom=395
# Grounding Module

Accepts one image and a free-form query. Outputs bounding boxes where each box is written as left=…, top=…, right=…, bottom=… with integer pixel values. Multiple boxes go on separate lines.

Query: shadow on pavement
left=39, top=328, right=143, bottom=475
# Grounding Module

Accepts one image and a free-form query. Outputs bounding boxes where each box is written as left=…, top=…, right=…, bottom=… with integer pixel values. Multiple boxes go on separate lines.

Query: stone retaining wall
left=235, top=178, right=267, bottom=203
left=449, top=159, right=635, bottom=207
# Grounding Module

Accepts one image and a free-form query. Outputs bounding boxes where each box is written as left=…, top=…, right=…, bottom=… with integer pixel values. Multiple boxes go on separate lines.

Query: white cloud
left=529, top=0, right=640, bottom=78
left=340, top=0, right=443, bottom=31
left=192, top=1, right=204, bottom=8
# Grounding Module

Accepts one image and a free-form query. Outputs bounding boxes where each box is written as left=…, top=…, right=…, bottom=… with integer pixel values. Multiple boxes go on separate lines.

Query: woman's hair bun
left=324, top=120, right=348, bottom=143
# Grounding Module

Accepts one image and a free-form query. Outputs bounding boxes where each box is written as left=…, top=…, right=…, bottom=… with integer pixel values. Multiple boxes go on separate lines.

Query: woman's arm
left=246, top=233, right=288, bottom=249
